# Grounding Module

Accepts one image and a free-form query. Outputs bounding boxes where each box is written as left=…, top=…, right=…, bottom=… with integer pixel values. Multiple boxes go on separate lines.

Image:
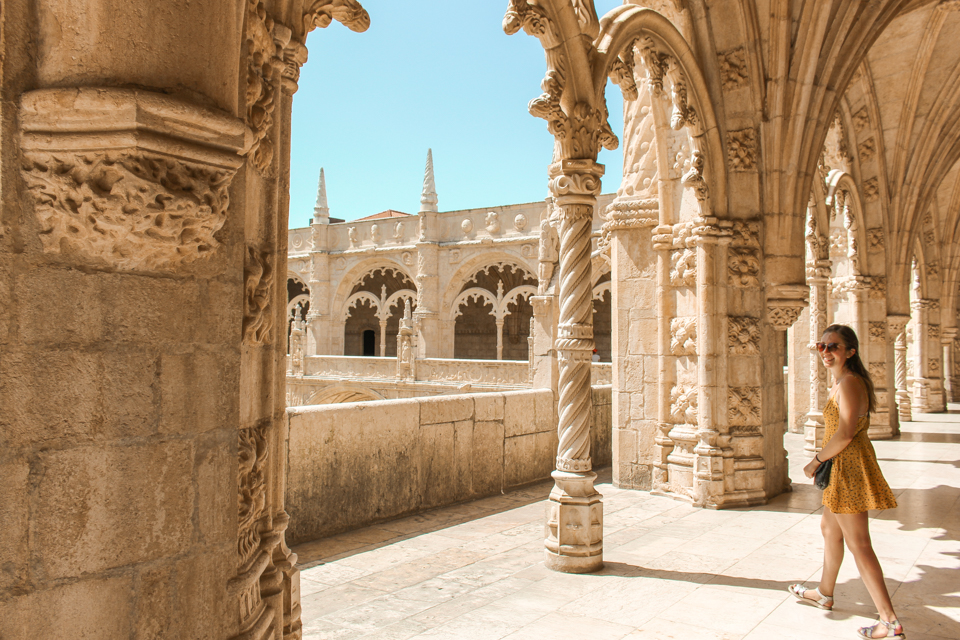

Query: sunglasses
left=816, top=342, right=843, bottom=353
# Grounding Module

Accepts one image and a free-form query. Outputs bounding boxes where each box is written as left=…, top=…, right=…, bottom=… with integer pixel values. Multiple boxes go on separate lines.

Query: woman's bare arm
left=818, top=375, right=866, bottom=460
left=803, top=375, right=867, bottom=477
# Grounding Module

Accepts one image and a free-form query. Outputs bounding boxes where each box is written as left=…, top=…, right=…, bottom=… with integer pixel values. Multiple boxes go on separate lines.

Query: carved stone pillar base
left=896, top=389, right=913, bottom=423
left=803, top=411, right=825, bottom=453
left=544, top=470, right=603, bottom=574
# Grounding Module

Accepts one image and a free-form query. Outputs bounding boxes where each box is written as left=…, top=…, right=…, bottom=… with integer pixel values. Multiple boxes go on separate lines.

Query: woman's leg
left=834, top=512, right=901, bottom=637
left=815, top=507, right=844, bottom=598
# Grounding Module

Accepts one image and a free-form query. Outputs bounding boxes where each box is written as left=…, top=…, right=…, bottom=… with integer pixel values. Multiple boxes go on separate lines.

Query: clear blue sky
left=289, top=0, right=624, bottom=228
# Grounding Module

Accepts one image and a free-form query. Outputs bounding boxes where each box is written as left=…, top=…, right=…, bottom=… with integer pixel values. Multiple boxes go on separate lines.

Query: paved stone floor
left=294, top=406, right=960, bottom=639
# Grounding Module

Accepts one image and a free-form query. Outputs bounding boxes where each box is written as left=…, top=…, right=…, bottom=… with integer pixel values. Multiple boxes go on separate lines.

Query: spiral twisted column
left=888, top=315, right=911, bottom=424
left=544, top=159, right=604, bottom=574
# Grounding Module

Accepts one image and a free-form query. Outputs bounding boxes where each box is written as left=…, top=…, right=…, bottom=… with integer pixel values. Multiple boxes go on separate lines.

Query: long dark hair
left=824, top=323, right=877, bottom=414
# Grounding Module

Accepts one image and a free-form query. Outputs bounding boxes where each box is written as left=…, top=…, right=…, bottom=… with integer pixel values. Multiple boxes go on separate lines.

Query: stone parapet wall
left=285, top=387, right=612, bottom=543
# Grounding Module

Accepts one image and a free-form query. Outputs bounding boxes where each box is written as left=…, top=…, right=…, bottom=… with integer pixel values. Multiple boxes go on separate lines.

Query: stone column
left=691, top=220, right=732, bottom=506
left=607, top=200, right=659, bottom=490
left=890, top=315, right=912, bottom=423
left=943, top=327, right=959, bottom=402
left=911, top=298, right=945, bottom=412
left=804, top=263, right=831, bottom=452
left=544, top=159, right=604, bottom=574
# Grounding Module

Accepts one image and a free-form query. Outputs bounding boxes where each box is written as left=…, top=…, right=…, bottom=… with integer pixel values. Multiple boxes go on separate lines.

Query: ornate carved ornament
left=245, top=0, right=283, bottom=174
left=858, top=137, right=876, bottom=163
left=243, top=245, right=275, bottom=345
left=869, top=321, right=887, bottom=343
left=669, top=384, right=698, bottom=425
left=887, top=314, right=910, bottom=340
left=670, top=247, right=696, bottom=287
left=728, top=249, right=760, bottom=287
left=601, top=198, right=658, bottom=234
left=911, top=297, right=940, bottom=311
left=862, top=177, right=880, bottom=202
left=929, top=324, right=941, bottom=340
left=766, top=285, right=808, bottom=331
left=718, top=47, right=748, bottom=91
left=238, top=423, right=269, bottom=568
left=19, top=88, right=245, bottom=272
left=868, top=362, right=886, bottom=381
left=852, top=106, right=870, bottom=134
left=728, top=387, right=761, bottom=428
left=728, top=317, right=761, bottom=356
left=302, top=0, right=371, bottom=37
left=727, top=129, right=758, bottom=171
left=670, top=317, right=697, bottom=356
left=831, top=275, right=887, bottom=300
left=866, top=227, right=884, bottom=251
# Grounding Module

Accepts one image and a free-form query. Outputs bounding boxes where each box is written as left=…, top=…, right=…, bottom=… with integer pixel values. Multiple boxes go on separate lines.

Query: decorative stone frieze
left=727, top=128, right=758, bottom=171
left=930, top=324, right=941, bottom=340
left=19, top=88, right=245, bottom=272
left=718, top=47, right=748, bottom=91
left=869, top=321, right=887, bottom=343
left=728, top=317, right=761, bottom=355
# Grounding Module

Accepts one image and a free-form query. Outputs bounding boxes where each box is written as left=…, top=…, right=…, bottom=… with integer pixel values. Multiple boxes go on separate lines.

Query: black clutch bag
left=814, top=457, right=833, bottom=490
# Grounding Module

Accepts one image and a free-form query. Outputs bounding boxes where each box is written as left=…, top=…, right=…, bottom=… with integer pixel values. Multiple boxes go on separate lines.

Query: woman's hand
left=803, top=458, right=820, bottom=479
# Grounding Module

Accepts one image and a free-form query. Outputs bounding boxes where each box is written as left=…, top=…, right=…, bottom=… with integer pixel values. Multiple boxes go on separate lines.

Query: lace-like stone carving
left=670, top=317, right=697, bottom=356
left=728, top=387, right=761, bottom=428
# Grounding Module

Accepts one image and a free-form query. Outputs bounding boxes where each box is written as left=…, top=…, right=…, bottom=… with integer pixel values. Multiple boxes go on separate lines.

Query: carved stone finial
left=420, top=148, right=439, bottom=213
left=314, top=167, right=330, bottom=222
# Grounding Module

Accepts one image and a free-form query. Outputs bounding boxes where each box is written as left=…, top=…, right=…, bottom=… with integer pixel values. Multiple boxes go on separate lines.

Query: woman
left=788, top=324, right=903, bottom=639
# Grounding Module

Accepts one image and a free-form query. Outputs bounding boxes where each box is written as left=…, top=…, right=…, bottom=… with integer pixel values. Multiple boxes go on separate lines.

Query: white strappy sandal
left=856, top=618, right=905, bottom=639
left=787, top=583, right=834, bottom=610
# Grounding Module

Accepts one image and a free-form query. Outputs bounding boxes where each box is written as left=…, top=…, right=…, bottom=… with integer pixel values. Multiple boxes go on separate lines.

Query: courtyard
left=294, top=409, right=960, bottom=640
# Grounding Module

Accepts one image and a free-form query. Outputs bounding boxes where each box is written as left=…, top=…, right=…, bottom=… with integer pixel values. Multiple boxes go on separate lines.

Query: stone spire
left=419, top=149, right=438, bottom=213
left=313, top=167, right=329, bottom=222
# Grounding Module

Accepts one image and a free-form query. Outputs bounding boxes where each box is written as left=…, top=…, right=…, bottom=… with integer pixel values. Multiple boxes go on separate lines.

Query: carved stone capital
left=941, top=326, right=959, bottom=342
left=887, top=314, right=909, bottom=341
left=766, top=284, right=808, bottom=331
left=20, top=88, right=246, bottom=272
left=549, top=160, right=605, bottom=205
left=912, top=298, right=940, bottom=311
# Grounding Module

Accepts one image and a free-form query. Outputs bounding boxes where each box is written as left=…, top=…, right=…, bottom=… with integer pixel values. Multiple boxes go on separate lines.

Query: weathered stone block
left=36, top=440, right=195, bottom=579
left=504, top=391, right=537, bottom=437
left=419, top=394, right=473, bottom=425
left=472, top=420, right=505, bottom=495
left=101, top=274, right=201, bottom=344
left=1, top=349, right=98, bottom=447
left=453, top=419, right=474, bottom=499
left=15, top=266, right=104, bottom=345
left=420, top=421, right=456, bottom=509
left=101, top=349, right=158, bottom=439
left=474, top=392, right=504, bottom=421
left=533, top=389, right=557, bottom=432
left=195, top=430, right=234, bottom=545
left=159, top=352, right=221, bottom=435
left=0, top=459, right=29, bottom=592
left=0, top=575, right=133, bottom=640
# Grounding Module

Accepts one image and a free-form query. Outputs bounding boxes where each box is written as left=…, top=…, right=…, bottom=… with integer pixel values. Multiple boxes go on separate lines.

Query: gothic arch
left=331, top=257, right=416, bottom=324
left=440, top=252, right=536, bottom=314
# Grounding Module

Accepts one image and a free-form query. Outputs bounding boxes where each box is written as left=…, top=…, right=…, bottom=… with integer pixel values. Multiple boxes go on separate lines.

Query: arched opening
left=451, top=263, right=536, bottom=360
left=362, top=330, right=376, bottom=357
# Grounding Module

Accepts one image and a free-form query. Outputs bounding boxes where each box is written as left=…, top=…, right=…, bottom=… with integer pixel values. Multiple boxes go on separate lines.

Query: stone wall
left=285, top=387, right=612, bottom=543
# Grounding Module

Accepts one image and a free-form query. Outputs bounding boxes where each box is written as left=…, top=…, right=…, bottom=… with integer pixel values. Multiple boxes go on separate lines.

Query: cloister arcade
left=4, top=1, right=960, bottom=638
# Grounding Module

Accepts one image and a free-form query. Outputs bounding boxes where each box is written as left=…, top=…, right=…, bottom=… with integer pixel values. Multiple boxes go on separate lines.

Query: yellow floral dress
left=821, top=394, right=897, bottom=514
